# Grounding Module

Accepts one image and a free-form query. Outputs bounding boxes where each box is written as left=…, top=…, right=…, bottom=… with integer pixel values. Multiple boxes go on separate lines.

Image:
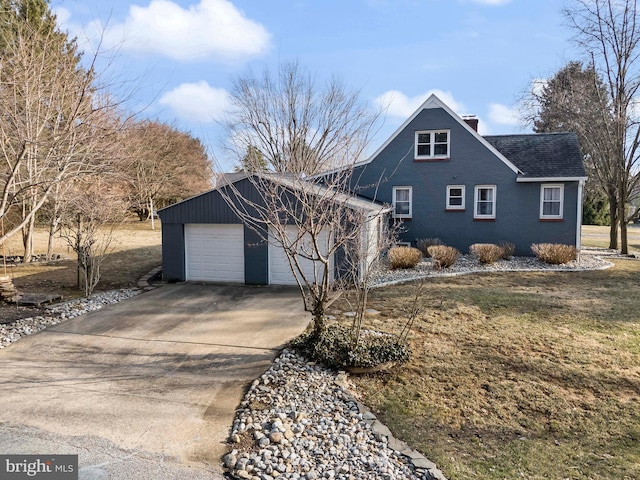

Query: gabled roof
left=346, top=94, right=522, bottom=175
left=484, top=133, right=587, bottom=181
left=159, top=172, right=389, bottom=216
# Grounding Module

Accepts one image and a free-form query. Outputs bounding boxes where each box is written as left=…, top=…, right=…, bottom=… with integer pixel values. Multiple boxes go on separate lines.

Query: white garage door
left=269, top=226, right=332, bottom=285
left=185, top=224, right=244, bottom=283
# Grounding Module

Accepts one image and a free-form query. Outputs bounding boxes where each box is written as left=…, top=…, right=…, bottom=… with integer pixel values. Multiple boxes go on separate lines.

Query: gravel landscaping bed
left=0, top=289, right=141, bottom=349
left=370, top=250, right=613, bottom=287
left=224, top=349, right=444, bottom=480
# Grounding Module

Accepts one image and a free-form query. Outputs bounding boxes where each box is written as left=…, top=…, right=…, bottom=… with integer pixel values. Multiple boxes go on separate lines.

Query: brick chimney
left=462, top=115, right=478, bottom=132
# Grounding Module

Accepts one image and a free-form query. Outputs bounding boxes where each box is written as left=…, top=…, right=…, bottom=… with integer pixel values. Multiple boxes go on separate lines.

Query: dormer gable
left=356, top=94, right=522, bottom=174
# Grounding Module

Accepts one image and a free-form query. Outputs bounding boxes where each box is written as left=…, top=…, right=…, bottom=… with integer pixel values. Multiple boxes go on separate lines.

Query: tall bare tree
left=523, top=62, right=618, bottom=245
left=564, top=0, right=640, bottom=254
left=0, top=3, right=126, bottom=256
left=219, top=62, right=386, bottom=338
left=224, top=60, right=380, bottom=175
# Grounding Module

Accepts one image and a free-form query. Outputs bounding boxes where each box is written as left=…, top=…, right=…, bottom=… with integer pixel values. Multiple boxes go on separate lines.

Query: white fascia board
left=517, top=176, right=588, bottom=183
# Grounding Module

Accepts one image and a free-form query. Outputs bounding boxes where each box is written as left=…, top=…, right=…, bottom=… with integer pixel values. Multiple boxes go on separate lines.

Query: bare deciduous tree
left=220, top=171, right=389, bottom=338
left=0, top=7, right=127, bottom=256
left=59, top=178, right=128, bottom=297
left=121, top=120, right=213, bottom=226
left=219, top=62, right=387, bottom=339
left=223, top=60, right=380, bottom=175
left=564, top=0, right=640, bottom=253
left=522, top=62, right=619, bottom=245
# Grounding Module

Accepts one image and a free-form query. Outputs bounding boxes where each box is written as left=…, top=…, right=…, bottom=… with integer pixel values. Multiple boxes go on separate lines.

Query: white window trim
left=446, top=185, right=465, bottom=210
left=540, top=184, right=564, bottom=220
left=415, top=130, right=450, bottom=159
left=474, top=185, right=496, bottom=219
left=392, top=186, right=412, bottom=219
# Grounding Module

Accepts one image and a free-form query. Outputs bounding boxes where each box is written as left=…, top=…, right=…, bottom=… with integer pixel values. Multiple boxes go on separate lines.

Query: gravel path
left=224, top=350, right=444, bottom=480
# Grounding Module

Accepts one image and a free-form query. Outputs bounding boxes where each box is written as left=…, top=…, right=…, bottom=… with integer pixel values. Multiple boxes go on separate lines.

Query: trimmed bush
left=531, top=243, right=578, bottom=264
left=290, top=325, right=411, bottom=369
left=388, top=246, right=422, bottom=269
left=499, top=241, right=515, bottom=260
left=427, top=245, right=460, bottom=269
left=469, top=243, right=503, bottom=264
left=416, top=237, right=444, bottom=257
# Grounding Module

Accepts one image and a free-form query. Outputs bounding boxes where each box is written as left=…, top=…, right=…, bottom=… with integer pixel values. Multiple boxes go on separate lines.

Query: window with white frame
left=474, top=185, right=496, bottom=219
left=540, top=184, right=564, bottom=219
left=392, top=186, right=412, bottom=218
left=415, top=130, right=449, bottom=159
left=446, top=185, right=465, bottom=210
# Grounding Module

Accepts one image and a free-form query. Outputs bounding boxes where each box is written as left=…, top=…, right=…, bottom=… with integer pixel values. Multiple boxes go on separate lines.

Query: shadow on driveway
left=0, top=284, right=310, bottom=478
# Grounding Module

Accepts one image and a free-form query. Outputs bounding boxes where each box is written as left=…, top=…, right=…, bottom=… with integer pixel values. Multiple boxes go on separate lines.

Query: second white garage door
left=269, top=226, right=333, bottom=285
left=185, top=224, right=245, bottom=283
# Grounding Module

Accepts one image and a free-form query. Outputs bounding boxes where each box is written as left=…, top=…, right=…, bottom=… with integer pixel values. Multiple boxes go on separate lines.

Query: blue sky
left=53, top=0, right=578, bottom=171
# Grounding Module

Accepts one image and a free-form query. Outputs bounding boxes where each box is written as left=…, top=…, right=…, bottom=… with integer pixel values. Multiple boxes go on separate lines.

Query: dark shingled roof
left=484, top=132, right=586, bottom=179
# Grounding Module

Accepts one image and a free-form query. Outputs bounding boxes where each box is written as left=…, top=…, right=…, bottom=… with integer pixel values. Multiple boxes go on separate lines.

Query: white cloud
left=374, top=89, right=467, bottom=118
left=159, top=81, right=230, bottom=122
left=488, top=103, right=520, bottom=125
left=85, top=0, right=270, bottom=61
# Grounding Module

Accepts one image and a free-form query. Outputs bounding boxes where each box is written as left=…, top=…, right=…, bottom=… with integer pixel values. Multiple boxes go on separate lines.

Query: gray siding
left=161, top=223, right=185, bottom=282
left=158, top=179, right=269, bottom=283
left=244, top=225, right=268, bottom=285
left=352, top=108, right=580, bottom=256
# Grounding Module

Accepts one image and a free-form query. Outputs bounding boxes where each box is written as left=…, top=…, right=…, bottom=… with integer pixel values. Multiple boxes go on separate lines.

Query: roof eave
left=516, top=176, right=588, bottom=183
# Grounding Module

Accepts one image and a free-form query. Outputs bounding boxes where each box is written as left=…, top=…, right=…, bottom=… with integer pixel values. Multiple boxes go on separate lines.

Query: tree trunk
left=619, top=182, right=628, bottom=255
left=22, top=214, right=35, bottom=263
left=608, top=194, right=618, bottom=249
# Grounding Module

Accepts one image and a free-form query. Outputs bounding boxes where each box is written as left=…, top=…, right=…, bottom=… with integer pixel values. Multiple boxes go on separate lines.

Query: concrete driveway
left=0, top=284, right=310, bottom=479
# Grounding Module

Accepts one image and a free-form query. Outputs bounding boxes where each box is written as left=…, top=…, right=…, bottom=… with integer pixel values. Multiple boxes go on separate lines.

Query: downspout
left=576, top=180, right=584, bottom=250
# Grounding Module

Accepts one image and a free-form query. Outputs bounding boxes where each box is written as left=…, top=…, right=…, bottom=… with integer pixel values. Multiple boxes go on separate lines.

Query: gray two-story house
left=348, top=94, right=587, bottom=256
left=158, top=94, right=586, bottom=285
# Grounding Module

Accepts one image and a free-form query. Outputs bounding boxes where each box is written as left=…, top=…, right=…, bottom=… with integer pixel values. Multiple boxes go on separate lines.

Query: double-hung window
left=540, top=184, right=564, bottom=220
left=446, top=185, right=465, bottom=210
left=392, top=186, right=412, bottom=219
left=474, top=185, right=496, bottom=219
left=415, top=130, right=449, bottom=159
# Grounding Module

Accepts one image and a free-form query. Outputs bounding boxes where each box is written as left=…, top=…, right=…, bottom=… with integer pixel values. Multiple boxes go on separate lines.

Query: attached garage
left=185, top=224, right=244, bottom=283
left=158, top=174, right=388, bottom=286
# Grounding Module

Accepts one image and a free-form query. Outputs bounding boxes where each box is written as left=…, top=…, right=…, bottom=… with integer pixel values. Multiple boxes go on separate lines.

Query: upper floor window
left=540, top=184, right=564, bottom=220
left=446, top=185, right=465, bottom=210
left=474, top=185, right=496, bottom=219
left=392, top=186, right=412, bottom=219
left=415, top=130, right=449, bottom=159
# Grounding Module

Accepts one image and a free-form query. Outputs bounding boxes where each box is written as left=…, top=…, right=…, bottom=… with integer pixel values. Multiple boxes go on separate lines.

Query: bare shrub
left=427, top=245, right=460, bottom=269
left=388, top=246, right=422, bottom=269
left=469, top=243, right=503, bottom=264
left=531, top=243, right=578, bottom=264
left=416, top=237, right=443, bottom=257
left=499, top=241, right=515, bottom=260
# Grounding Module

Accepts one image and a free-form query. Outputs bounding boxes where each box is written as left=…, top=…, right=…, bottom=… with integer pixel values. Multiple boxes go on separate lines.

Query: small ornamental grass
left=499, top=241, right=515, bottom=260
left=388, top=246, right=422, bottom=269
left=469, top=243, right=503, bottom=264
left=427, top=245, right=460, bottom=269
left=531, top=243, right=578, bottom=264
left=416, top=237, right=444, bottom=258
left=290, top=325, right=411, bottom=369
